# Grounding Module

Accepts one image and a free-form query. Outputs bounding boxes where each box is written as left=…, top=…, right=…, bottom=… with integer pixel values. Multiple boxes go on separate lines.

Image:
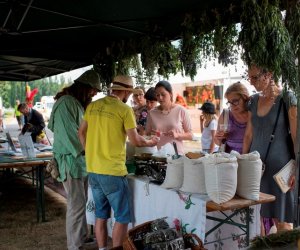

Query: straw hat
left=75, top=69, right=101, bottom=91
left=108, top=75, right=138, bottom=92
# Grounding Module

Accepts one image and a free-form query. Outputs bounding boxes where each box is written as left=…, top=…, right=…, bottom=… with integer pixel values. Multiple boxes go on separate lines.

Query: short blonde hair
left=225, top=82, right=250, bottom=101
left=203, top=113, right=217, bottom=124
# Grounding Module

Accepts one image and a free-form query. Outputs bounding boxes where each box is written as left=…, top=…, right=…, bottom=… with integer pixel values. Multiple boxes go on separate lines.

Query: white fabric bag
left=231, top=150, right=262, bottom=201
left=161, top=157, right=184, bottom=189
left=203, top=152, right=238, bottom=204
left=180, top=155, right=207, bottom=194
left=135, top=145, right=158, bottom=155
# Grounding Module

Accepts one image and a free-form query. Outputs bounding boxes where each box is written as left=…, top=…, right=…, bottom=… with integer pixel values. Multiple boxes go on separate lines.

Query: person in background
left=78, top=75, right=158, bottom=249
left=48, top=69, right=100, bottom=250
left=132, top=87, right=147, bottom=133
left=0, top=107, right=3, bottom=132
left=18, top=102, right=45, bottom=143
left=136, top=87, right=158, bottom=135
left=145, top=80, right=193, bottom=155
left=14, top=100, right=23, bottom=131
left=199, top=102, right=218, bottom=153
left=243, top=64, right=297, bottom=234
left=145, top=87, right=158, bottom=111
left=214, top=82, right=249, bottom=153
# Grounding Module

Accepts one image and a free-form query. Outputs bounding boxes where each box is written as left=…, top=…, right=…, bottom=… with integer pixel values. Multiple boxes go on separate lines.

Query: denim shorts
left=89, top=173, right=132, bottom=224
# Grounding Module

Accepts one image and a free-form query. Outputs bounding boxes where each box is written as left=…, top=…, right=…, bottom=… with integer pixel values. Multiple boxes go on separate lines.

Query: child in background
left=199, top=102, right=218, bottom=153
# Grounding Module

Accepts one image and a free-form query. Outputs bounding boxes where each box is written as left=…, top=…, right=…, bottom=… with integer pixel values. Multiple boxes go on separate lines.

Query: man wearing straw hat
left=79, top=75, right=158, bottom=250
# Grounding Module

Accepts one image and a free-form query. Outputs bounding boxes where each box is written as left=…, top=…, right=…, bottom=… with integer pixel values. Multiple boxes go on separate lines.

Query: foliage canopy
left=93, top=0, right=299, bottom=93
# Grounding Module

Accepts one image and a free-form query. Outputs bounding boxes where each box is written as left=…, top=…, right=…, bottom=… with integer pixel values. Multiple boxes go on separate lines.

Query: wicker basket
left=183, top=233, right=207, bottom=250
left=123, top=220, right=206, bottom=250
left=123, top=220, right=153, bottom=250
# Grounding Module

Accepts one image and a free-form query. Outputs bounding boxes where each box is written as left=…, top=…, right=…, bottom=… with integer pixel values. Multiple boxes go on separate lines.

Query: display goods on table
left=123, top=218, right=206, bottom=250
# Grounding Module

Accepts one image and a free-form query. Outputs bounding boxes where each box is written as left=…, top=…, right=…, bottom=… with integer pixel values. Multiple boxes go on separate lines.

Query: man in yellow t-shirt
left=78, top=75, right=158, bottom=250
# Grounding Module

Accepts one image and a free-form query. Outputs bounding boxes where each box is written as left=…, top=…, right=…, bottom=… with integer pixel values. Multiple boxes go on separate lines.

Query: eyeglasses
left=226, top=98, right=241, bottom=106
left=248, top=72, right=264, bottom=81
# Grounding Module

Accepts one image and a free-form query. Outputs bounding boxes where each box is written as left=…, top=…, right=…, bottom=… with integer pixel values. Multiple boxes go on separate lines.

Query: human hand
left=215, top=130, right=228, bottom=143
left=289, top=174, right=295, bottom=190
left=22, top=123, right=33, bottom=134
left=200, top=115, right=204, bottom=123
left=147, top=136, right=160, bottom=146
left=165, top=129, right=179, bottom=139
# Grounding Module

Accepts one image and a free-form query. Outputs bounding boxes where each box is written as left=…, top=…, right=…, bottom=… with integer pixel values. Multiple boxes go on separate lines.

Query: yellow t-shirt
left=83, top=96, right=136, bottom=176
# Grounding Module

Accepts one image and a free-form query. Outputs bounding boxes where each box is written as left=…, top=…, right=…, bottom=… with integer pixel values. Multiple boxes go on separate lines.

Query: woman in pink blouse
left=145, top=81, right=193, bottom=155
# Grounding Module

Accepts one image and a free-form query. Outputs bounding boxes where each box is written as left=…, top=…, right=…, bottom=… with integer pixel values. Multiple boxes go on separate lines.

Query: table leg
left=245, top=207, right=250, bottom=246
left=35, top=166, right=39, bottom=222
left=38, top=164, right=46, bottom=222
left=35, top=165, right=46, bottom=222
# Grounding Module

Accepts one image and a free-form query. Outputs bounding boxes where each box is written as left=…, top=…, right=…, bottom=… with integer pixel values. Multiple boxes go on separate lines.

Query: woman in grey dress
left=243, top=64, right=297, bottom=233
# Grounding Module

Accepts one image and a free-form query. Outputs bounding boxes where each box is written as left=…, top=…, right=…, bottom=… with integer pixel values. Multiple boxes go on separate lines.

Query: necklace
left=161, top=110, right=171, bottom=115
left=160, top=104, right=173, bottom=115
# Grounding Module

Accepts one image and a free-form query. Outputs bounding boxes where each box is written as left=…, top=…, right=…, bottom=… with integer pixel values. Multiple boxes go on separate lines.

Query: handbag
left=219, top=108, right=229, bottom=152
left=262, top=98, right=283, bottom=176
left=282, top=99, right=295, bottom=159
left=46, top=158, right=60, bottom=179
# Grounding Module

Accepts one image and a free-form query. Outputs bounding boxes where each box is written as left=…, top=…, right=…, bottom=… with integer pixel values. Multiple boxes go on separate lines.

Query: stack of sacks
left=231, top=150, right=262, bottom=201
left=203, top=152, right=238, bottom=204
left=180, top=152, right=207, bottom=194
left=161, top=157, right=184, bottom=189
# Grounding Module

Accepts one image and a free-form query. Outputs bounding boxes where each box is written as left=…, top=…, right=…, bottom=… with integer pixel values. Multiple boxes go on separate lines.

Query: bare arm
left=127, top=128, right=158, bottom=147
left=214, top=112, right=224, bottom=146
left=210, top=129, right=216, bottom=153
left=167, top=130, right=193, bottom=141
left=78, top=120, right=88, bottom=150
left=288, top=106, right=297, bottom=153
left=200, top=115, right=204, bottom=133
left=242, top=111, right=253, bottom=154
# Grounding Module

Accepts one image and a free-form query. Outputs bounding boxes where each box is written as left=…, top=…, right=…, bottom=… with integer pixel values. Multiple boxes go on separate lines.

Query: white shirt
left=201, top=119, right=218, bottom=151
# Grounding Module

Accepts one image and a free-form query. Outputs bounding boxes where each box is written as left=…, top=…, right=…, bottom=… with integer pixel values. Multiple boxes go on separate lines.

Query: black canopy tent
left=0, top=0, right=238, bottom=81
left=1, top=0, right=300, bottom=227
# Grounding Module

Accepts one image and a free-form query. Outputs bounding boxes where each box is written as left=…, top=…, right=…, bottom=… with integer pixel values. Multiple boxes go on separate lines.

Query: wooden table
left=205, top=193, right=276, bottom=246
left=0, top=153, right=52, bottom=222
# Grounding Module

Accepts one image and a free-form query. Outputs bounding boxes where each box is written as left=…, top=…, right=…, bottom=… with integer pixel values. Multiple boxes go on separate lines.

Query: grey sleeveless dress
left=248, top=91, right=297, bottom=222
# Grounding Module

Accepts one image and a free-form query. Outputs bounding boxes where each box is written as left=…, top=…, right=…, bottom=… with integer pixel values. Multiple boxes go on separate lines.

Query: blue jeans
left=89, top=173, right=132, bottom=224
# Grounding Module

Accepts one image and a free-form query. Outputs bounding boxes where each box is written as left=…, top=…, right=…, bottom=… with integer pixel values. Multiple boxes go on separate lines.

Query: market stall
left=86, top=175, right=275, bottom=249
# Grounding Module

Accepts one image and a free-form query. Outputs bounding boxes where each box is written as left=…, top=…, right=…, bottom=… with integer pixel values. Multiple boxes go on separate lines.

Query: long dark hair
left=54, top=82, right=93, bottom=110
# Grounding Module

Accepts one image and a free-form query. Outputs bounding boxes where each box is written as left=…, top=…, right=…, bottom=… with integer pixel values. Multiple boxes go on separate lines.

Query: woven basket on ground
left=183, top=233, right=207, bottom=250
left=123, top=220, right=206, bottom=250
left=123, top=220, right=153, bottom=250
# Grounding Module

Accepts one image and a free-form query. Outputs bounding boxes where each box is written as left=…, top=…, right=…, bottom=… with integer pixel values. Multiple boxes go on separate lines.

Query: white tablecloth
left=86, top=175, right=260, bottom=250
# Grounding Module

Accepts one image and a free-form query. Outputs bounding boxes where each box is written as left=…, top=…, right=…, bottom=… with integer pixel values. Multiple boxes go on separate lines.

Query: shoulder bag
left=262, top=98, right=283, bottom=176
left=46, top=157, right=60, bottom=179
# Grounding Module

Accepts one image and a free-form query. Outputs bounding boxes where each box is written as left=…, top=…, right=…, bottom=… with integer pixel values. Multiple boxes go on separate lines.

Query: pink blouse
left=145, top=104, right=192, bottom=155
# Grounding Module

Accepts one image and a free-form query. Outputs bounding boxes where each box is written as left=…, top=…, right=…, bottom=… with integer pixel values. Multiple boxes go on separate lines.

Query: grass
left=0, top=175, right=67, bottom=250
